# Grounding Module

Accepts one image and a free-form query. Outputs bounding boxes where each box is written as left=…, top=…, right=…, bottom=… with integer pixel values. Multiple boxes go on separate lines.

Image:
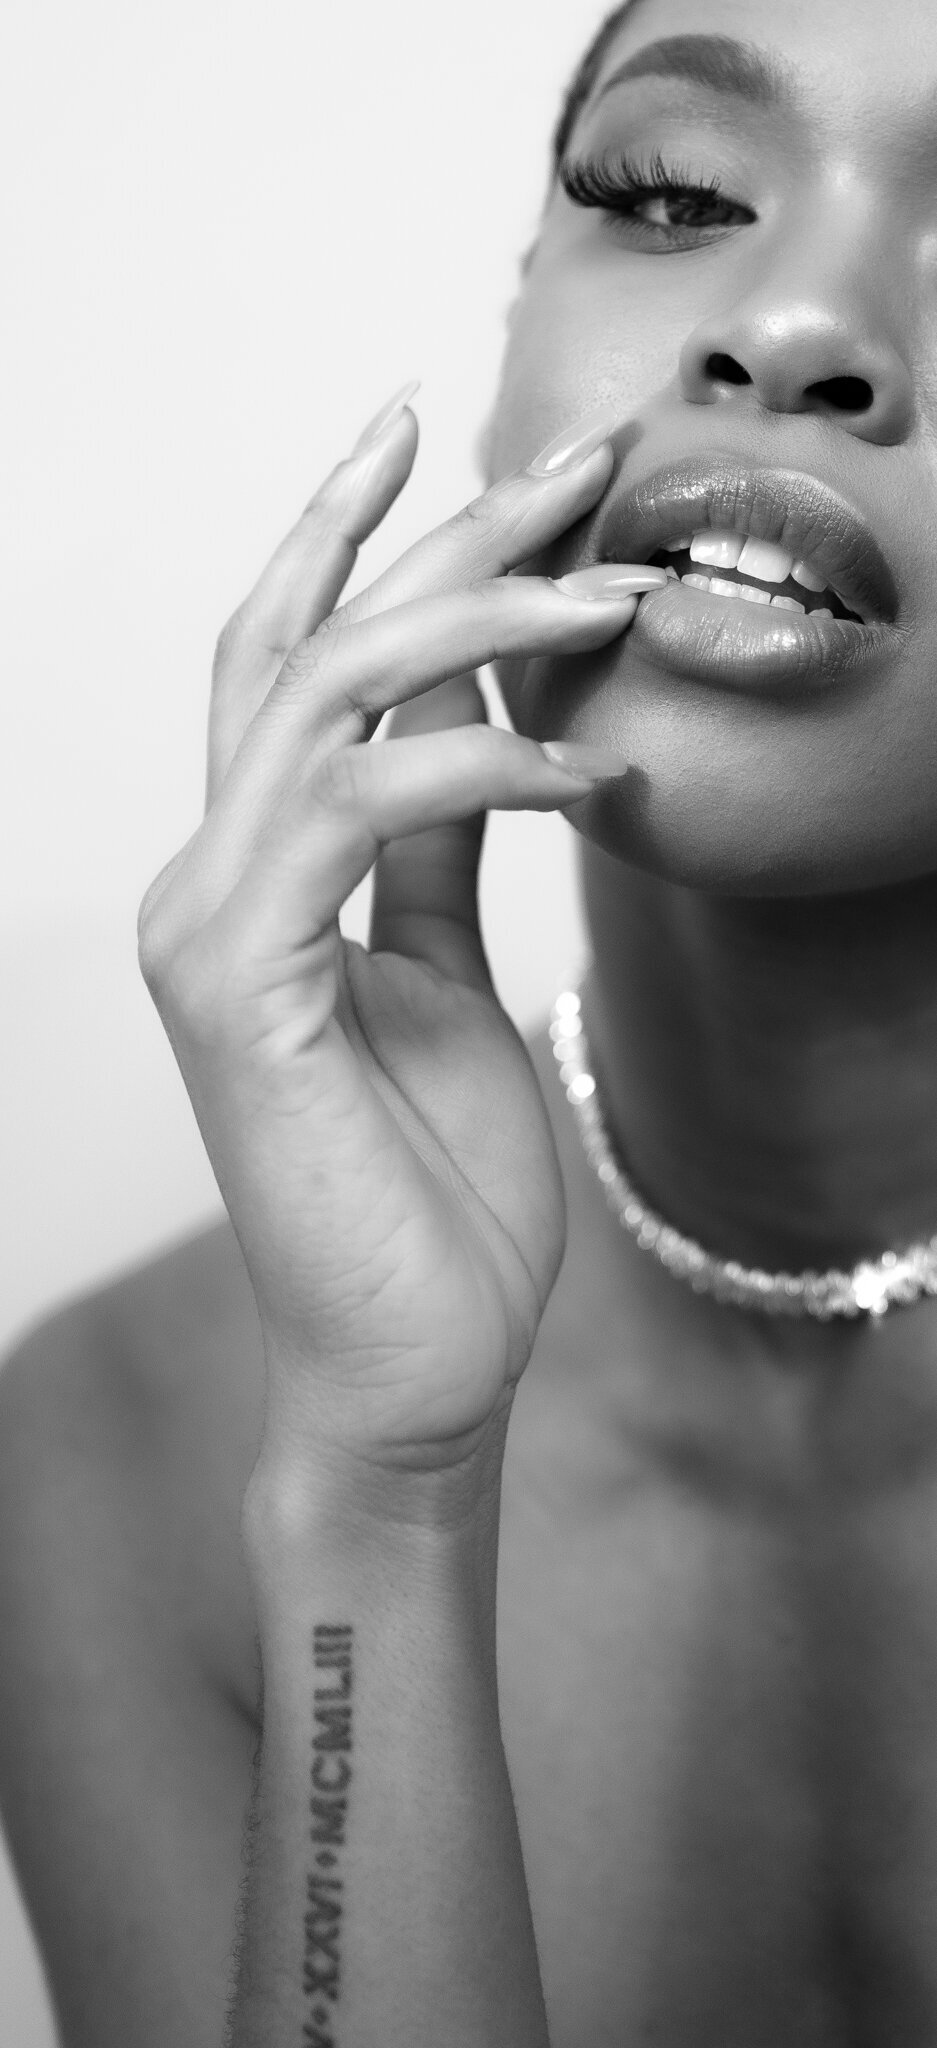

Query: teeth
left=688, top=529, right=744, bottom=570
left=674, top=530, right=845, bottom=606
left=736, top=536, right=795, bottom=584
left=791, top=558, right=827, bottom=593
left=672, top=547, right=851, bottom=621
left=678, top=571, right=815, bottom=615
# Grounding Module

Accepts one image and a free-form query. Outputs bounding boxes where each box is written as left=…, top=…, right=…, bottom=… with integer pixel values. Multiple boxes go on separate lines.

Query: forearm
left=227, top=1453, right=549, bottom=2048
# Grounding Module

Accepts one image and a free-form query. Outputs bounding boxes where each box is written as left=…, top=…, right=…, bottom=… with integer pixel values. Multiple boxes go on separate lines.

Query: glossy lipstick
left=595, top=459, right=899, bottom=694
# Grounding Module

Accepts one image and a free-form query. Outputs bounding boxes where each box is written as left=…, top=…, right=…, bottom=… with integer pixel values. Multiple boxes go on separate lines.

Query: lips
left=596, top=459, right=898, bottom=628
left=578, top=456, right=900, bottom=694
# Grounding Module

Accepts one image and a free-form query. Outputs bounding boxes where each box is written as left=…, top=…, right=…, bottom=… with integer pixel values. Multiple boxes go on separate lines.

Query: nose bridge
left=679, top=184, right=915, bottom=445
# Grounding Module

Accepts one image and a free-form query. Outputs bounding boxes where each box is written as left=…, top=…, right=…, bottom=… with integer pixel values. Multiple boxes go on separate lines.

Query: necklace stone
left=551, top=982, right=937, bottom=1321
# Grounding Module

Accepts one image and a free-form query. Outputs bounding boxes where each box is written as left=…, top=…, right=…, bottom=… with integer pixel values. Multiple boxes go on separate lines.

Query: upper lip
left=594, top=458, right=899, bottom=625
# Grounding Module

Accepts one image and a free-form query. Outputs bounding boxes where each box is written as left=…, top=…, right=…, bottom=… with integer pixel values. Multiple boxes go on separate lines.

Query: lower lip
left=628, top=581, right=888, bottom=694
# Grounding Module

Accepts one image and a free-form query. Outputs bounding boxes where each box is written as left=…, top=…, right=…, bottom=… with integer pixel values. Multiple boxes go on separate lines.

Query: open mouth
left=597, top=460, right=897, bottom=631
left=649, top=528, right=863, bottom=625
left=586, top=458, right=898, bottom=692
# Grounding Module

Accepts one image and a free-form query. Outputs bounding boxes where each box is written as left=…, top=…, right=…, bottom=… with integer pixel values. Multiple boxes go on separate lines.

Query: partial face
left=491, top=0, right=937, bottom=893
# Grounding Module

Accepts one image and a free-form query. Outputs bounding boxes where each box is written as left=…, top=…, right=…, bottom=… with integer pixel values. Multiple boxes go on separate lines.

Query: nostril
left=805, top=375, right=874, bottom=413
left=706, top=352, right=752, bottom=387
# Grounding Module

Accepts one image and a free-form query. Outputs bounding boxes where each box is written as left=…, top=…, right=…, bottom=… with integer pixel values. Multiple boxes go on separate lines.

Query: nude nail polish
left=353, top=379, right=421, bottom=454
left=528, top=404, right=623, bottom=475
left=555, top=564, right=668, bottom=599
left=541, top=741, right=630, bottom=778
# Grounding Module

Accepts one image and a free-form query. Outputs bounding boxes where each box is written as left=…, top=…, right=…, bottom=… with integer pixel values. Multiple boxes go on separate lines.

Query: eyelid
left=561, top=148, right=741, bottom=206
left=558, top=148, right=757, bottom=246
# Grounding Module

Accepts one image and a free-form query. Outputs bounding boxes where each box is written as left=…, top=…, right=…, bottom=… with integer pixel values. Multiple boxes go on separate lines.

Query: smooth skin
left=6, top=1, right=937, bottom=2044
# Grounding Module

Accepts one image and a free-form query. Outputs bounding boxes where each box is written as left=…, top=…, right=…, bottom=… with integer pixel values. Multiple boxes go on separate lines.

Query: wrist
left=241, top=1420, right=509, bottom=1604
left=255, top=1313, right=525, bottom=1473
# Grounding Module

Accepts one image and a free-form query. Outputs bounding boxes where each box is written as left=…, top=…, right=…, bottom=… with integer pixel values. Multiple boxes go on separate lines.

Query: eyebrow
left=592, top=34, right=796, bottom=113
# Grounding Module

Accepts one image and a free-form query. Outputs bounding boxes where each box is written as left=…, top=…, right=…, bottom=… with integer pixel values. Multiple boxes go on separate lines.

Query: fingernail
left=554, top=563, right=669, bottom=600
left=353, top=379, right=421, bottom=454
left=541, top=741, right=630, bottom=780
left=528, top=404, right=622, bottom=476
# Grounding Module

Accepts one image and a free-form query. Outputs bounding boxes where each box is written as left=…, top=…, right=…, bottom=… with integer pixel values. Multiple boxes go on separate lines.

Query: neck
left=580, top=849, right=937, bottom=1275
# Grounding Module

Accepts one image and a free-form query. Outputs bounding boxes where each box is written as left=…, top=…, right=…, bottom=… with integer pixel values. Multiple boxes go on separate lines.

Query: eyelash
left=559, top=148, right=756, bottom=250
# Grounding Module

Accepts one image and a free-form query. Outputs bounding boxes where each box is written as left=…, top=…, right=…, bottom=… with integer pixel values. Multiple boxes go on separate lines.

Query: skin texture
left=5, top=3, right=937, bottom=2046
left=489, top=0, right=937, bottom=1291
left=492, top=0, right=937, bottom=895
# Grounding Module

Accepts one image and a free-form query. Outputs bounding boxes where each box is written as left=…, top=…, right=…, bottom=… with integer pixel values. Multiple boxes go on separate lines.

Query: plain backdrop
left=0, top=0, right=613, bottom=2037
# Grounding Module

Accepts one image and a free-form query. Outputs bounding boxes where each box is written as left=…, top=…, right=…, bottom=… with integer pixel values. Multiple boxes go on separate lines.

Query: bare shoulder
left=0, top=1219, right=266, bottom=2045
left=0, top=1215, right=267, bottom=1716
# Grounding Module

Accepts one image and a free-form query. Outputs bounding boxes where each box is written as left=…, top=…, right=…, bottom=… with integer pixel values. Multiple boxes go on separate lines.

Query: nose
left=678, top=215, right=914, bottom=447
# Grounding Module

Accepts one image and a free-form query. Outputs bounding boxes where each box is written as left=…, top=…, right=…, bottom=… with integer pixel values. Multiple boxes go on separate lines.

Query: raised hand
left=138, top=390, right=663, bottom=1489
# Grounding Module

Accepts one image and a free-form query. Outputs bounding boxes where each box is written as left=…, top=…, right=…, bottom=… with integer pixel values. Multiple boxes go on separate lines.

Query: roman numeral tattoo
left=303, top=1625, right=353, bottom=2048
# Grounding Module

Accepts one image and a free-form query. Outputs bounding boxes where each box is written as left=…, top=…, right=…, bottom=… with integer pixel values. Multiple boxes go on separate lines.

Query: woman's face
left=490, top=0, right=937, bottom=894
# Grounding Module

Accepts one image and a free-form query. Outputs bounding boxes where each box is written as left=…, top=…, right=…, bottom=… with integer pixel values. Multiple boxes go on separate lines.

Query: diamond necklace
left=550, top=981, right=937, bottom=1321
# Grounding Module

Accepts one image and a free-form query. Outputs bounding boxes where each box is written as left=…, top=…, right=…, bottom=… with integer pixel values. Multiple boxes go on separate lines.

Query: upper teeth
left=663, top=527, right=836, bottom=607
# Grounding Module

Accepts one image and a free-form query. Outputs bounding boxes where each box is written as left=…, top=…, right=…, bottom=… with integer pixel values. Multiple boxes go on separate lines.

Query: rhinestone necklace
left=550, top=981, right=937, bottom=1321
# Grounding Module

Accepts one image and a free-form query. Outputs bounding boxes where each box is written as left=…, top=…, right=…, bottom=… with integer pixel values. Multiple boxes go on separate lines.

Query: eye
left=560, top=149, right=757, bottom=253
left=636, top=190, right=744, bottom=231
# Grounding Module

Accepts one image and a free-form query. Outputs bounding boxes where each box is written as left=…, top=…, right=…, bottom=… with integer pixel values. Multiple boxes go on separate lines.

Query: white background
left=1, top=0, right=610, bottom=2036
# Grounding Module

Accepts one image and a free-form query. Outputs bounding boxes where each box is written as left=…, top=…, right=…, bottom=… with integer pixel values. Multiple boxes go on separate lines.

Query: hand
left=138, top=391, right=660, bottom=1494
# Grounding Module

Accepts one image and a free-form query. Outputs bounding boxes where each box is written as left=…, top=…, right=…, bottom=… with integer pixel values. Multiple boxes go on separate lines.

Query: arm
left=230, top=1449, right=547, bottom=2048
left=135, top=389, right=644, bottom=2045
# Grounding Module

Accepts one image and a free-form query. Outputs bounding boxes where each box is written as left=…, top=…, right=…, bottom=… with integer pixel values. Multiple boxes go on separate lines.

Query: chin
left=494, top=645, right=937, bottom=900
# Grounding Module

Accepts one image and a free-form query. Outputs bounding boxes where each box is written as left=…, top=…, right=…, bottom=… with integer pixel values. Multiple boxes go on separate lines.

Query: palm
left=247, top=937, right=567, bottom=1456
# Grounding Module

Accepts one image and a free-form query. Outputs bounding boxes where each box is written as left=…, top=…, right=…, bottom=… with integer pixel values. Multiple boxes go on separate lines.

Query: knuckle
left=466, top=575, right=517, bottom=615
left=309, top=744, right=364, bottom=811
left=309, top=606, right=346, bottom=645
left=271, top=627, right=334, bottom=703
left=446, top=476, right=529, bottom=572
left=452, top=490, right=501, bottom=548
left=136, top=868, right=181, bottom=989
left=155, top=933, right=220, bottom=1040
left=150, top=923, right=241, bottom=1047
left=138, top=910, right=178, bottom=1000
left=136, top=843, right=209, bottom=1007
left=299, top=488, right=347, bottom=544
left=269, top=625, right=366, bottom=744
left=212, top=608, right=248, bottom=678
left=136, top=898, right=166, bottom=990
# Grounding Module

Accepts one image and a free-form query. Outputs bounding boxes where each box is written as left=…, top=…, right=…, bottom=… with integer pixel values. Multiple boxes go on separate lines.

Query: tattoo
left=303, top=1624, right=353, bottom=2047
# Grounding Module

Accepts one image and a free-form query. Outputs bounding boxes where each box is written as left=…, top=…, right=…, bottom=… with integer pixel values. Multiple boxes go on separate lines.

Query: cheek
left=487, top=254, right=675, bottom=479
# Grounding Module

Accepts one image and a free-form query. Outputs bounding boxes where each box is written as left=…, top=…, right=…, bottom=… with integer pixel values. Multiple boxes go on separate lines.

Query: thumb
left=368, top=672, right=496, bottom=993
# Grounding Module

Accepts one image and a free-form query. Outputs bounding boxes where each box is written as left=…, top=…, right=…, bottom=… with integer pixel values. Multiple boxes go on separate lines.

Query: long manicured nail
left=353, top=379, right=421, bottom=454
left=554, top=563, right=669, bottom=600
left=541, top=741, right=630, bottom=780
left=528, top=404, right=623, bottom=476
